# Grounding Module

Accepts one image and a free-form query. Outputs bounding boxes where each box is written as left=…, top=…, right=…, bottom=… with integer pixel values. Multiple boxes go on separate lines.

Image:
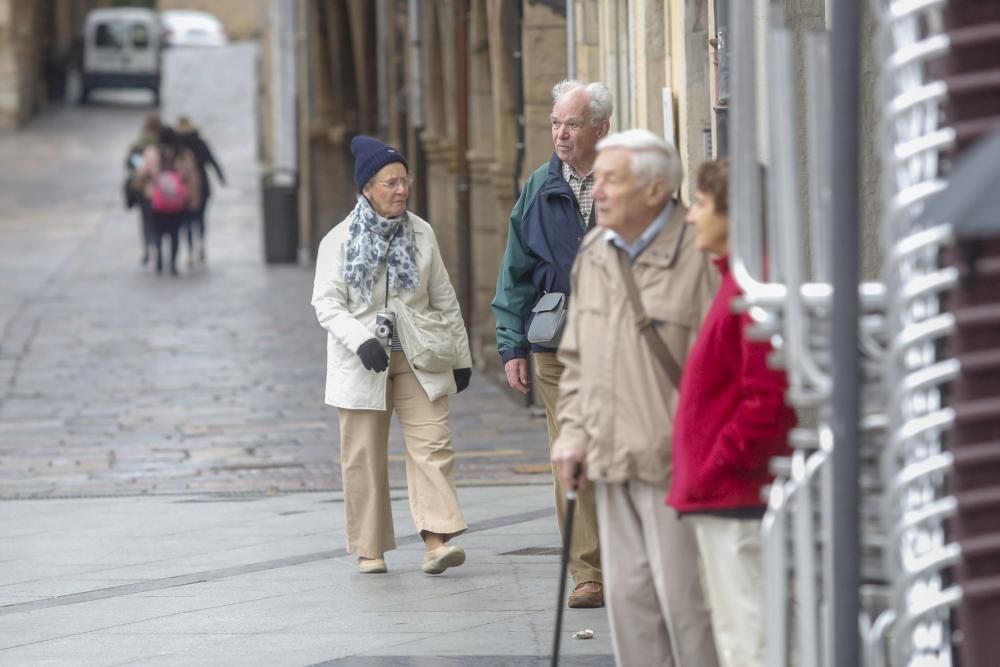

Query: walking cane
left=551, top=461, right=582, bottom=667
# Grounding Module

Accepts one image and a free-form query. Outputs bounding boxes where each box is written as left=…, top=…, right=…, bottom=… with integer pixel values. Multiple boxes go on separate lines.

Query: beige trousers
left=337, top=352, right=467, bottom=558
left=595, top=480, right=719, bottom=667
left=691, top=515, right=766, bottom=667
left=533, top=351, right=602, bottom=585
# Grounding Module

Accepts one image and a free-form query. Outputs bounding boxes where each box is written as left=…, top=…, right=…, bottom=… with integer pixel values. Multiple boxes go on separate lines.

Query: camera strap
left=381, top=256, right=395, bottom=350
left=384, top=238, right=392, bottom=309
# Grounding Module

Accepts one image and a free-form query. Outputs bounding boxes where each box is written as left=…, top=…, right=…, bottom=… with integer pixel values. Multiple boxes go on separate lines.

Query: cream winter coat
left=312, top=211, right=472, bottom=410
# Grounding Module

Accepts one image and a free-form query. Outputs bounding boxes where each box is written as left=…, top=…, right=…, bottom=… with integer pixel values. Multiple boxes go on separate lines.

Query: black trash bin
left=261, top=167, right=299, bottom=264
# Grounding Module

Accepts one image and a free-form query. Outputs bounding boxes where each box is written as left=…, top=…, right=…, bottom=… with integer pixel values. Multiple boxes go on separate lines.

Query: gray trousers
left=595, top=479, right=719, bottom=667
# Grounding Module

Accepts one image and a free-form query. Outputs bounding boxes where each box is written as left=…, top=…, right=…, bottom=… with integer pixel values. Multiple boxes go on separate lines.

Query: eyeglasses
left=374, top=176, right=415, bottom=191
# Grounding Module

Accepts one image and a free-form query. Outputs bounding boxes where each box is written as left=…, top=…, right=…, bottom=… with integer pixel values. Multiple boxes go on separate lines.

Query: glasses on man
left=375, top=176, right=415, bottom=191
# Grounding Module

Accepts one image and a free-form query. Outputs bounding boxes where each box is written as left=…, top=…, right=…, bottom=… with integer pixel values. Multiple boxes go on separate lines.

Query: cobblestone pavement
left=0, top=43, right=551, bottom=499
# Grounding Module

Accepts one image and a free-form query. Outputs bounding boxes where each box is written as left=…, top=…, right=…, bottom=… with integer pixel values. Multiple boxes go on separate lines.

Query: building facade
left=262, top=0, right=882, bottom=386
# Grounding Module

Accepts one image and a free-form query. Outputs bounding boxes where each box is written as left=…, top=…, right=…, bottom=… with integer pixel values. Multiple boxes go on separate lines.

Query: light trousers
left=533, top=351, right=602, bottom=585
left=595, top=479, right=719, bottom=667
left=337, top=352, right=466, bottom=558
left=691, top=514, right=766, bottom=667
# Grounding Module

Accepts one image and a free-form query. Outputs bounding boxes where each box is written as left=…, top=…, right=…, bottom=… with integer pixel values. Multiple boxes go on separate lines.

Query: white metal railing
left=877, top=0, right=960, bottom=664
left=728, top=0, right=961, bottom=664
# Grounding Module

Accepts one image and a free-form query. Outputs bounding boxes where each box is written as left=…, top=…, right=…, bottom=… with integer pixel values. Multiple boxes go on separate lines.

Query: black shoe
left=141, top=251, right=149, bottom=265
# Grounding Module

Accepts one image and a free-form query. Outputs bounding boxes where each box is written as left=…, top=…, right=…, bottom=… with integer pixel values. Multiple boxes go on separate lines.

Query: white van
left=81, top=8, right=162, bottom=105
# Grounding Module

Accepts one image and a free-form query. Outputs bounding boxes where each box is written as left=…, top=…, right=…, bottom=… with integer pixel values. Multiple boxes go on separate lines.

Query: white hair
left=596, top=129, right=683, bottom=194
left=551, top=79, right=614, bottom=126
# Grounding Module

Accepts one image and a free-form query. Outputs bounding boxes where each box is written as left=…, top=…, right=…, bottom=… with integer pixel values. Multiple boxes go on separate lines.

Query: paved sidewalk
left=0, top=43, right=614, bottom=665
left=0, top=43, right=553, bottom=499
left=0, top=484, right=614, bottom=665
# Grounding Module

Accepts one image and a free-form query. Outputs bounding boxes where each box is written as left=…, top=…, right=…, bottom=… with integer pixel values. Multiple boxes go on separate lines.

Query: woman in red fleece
left=667, top=159, right=795, bottom=667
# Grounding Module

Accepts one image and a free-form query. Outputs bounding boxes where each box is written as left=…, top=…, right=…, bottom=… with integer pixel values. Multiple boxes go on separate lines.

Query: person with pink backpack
left=131, top=127, right=202, bottom=275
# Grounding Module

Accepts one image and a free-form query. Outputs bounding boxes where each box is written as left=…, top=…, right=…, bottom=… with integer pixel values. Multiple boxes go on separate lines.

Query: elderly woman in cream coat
left=312, top=135, right=473, bottom=575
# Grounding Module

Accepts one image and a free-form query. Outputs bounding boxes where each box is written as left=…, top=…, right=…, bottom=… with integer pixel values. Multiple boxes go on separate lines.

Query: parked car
left=81, top=7, right=162, bottom=105
left=160, top=10, right=228, bottom=47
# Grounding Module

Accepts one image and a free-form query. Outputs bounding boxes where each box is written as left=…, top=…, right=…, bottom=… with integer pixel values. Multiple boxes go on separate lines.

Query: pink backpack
left=150, top=169, right=189, bottom=214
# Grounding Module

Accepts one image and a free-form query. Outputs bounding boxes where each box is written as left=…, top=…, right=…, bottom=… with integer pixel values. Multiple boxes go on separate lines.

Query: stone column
left=639, top=0, right=667, bottom=138
left=572, top=0, right=602, bottom=83
left=676, top=0, right=712, bottom=202
left=521, top=1, right=566, bottom=172
left=478, top=0, right=521, bottom=369
left=0, top=0, right=42, bottom=128
left=299, top=0, right=378, bottom=257
left=420, top=1, right=459, bottom=278
left=464, top=1, right=499, bottom=362
left=423, top=136, right=459, bottom=275
left=310, top=0, right=358, bottom=250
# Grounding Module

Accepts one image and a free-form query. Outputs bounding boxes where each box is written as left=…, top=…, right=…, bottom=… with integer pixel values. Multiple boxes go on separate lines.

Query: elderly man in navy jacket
left=491, top=79, right=611, bottom=609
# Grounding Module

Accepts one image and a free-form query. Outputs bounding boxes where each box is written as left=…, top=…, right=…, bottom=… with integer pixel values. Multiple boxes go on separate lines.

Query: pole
left=551, top=463, right=581, bottom=667
left=376, top=0, right=389, bottom=137
left=566, top=0, right=575, bottom=80
left=713, top=0, right=730, bottom=157
left=830, top=0, right=861, bottom=664
left=454, top=0, right=472, bottom=331
left=407, top=0, right=428, bottom=218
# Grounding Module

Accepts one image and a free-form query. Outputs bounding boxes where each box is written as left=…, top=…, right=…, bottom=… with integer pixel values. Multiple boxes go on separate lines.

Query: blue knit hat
left=351, top=135, right=408, bottom=192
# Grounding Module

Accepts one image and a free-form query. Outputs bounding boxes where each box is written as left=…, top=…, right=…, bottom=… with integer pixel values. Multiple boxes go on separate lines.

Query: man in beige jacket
left=552, top=129, right=720, bottom=666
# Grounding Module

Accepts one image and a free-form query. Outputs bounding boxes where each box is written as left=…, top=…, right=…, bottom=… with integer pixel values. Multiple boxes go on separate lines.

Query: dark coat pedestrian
left=124, top=113, right=162, bottom=265
left=132, top=127, right=200, bottom=275
left=176, top=116, right=225, bottom=264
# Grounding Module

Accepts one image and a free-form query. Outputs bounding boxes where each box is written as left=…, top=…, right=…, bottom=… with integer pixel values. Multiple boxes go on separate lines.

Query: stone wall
left=0, top=0, right=34, bottom=127
left=0, top=0, right=131, bottom=128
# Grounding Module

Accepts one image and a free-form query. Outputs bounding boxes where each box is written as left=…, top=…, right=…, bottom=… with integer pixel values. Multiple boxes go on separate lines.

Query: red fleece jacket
left=667, top=256, right=795, bottom=513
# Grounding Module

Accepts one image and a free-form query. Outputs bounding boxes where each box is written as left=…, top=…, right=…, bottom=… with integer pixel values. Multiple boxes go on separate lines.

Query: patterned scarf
left=343, top=195, right=421, bottom=305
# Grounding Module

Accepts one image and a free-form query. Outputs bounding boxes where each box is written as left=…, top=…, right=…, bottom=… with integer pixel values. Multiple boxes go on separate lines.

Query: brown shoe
left=568, top=581, right=604, bottom=608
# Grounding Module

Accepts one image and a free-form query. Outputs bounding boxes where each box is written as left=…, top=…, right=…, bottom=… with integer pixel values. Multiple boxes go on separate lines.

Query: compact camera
left=374, top=310, right=396, bottom=343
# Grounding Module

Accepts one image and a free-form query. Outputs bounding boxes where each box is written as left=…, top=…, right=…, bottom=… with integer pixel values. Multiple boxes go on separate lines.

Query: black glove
left=357, top=338, right=389, bottom=372
left=453, top=368, right=471, bottom=393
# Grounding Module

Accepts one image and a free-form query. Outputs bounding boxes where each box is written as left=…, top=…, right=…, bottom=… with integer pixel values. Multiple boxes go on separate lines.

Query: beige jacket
left=312, top=211, right=472, bottom=410
left=554, top=203, right=719, bottom=484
